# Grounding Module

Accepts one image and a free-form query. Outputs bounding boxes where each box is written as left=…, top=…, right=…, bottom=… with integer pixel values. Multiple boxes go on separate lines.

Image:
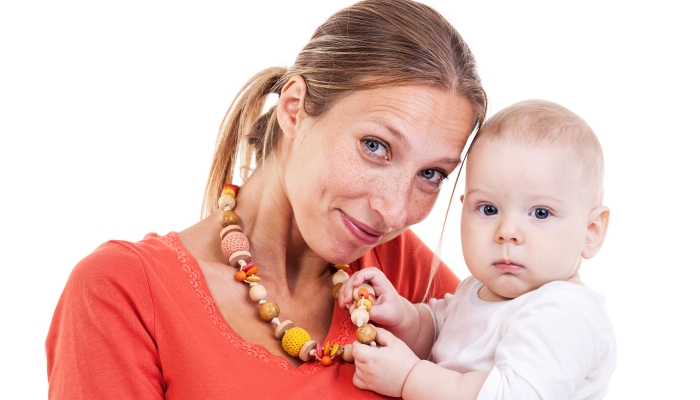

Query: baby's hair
left=469, top=100, right=605, bottom=207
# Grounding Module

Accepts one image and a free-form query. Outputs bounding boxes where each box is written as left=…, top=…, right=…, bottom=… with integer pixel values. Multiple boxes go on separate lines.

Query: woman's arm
left=46, top=242, right=165, bottom=399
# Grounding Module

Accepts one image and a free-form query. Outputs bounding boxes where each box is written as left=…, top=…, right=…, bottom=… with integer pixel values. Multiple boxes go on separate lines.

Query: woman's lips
left=494, top=261, right=523, bottom=272
left=340, top=211, right=384, bottom=245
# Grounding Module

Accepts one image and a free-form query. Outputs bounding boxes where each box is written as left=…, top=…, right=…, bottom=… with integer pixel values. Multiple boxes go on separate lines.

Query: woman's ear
left=277, top=76, right=307, bottom=139
left=581, top=206, right=610, bottom=259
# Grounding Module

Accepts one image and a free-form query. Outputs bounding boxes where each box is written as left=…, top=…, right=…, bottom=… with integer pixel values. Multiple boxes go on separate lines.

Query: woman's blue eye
left=419, top=169, right=446, bottom=186
left=363, top=138, right=388, bottom=159
left=530, top=208, right=550, bottom=219
left=479, top=204, right=498, bottom=216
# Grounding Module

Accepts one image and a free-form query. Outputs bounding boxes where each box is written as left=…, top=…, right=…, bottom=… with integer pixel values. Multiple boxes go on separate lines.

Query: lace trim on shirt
left=156, top=232, right=355, bottom=375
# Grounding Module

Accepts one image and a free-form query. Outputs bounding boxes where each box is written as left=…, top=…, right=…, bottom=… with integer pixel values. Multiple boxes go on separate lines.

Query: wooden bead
left=323, top=341, right=331, bottom=356
left=330, top=343, right=339, bottom=357
left=249, top=284, right=267, bottom=302
left=341, top=344, right=354, bottom=362
left=353, top=283, right=375, bottom=301
left=235, top=270, right=247, bottom=282
left=244, top=275, right=261, bottom=283
left=259, top=301, right=280, bottom=322
left=222, top=187, right=236, bottom=197
left=351, top=308, right=370, bottom=326
left=358, top=288, right=370, bottom=299
left=334, top=264, right=350, bottom=270
left=218, top=193, right=236, bottom=210
left=223, top=184, right=238, bottom=197
left=229, top=250, right=251, bottom=267
left=221, top=231, right=249, bottom=258
left=281, top=327, right=311, bottom=357
left=220, top=210, right=239, bottom=227
left=274, top=320, right=295, bottom=339
left=245, top=267, right=259, bottom=276
left=321, top=355, right=332, bottom=367
left=299, top=340, right=318, bottom=362
left=219, top=224, right=242, bottom=239
left=332, top=270, right=350, bottom=286
left=357, top=298, right=372, bottom=312
left=356, top=324, right=376, bottom=344
left=332, top=283, right=343, bottom=300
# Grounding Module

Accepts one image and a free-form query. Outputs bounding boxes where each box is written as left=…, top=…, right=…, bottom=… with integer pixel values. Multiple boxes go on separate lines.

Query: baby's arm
left=352, top=328, right=489, bottom=399
left=337, top=267, right=435, bottom=358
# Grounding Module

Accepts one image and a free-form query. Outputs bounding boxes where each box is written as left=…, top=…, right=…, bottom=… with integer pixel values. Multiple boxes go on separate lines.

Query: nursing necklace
left=217, top=184, right=377, bottom=366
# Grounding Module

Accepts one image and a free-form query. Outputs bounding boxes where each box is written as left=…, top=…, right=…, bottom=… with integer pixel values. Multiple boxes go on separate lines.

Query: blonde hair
left=470, top=99, right=605, bottom=207
left=202, top=0, right=487, bottom=217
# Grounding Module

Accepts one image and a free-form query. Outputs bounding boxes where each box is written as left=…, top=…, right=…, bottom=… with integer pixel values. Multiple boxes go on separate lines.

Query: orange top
left=46, top=230, right=459, bottom=399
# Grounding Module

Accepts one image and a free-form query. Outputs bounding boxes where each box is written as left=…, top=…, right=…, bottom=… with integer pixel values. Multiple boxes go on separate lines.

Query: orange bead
left=220, top=210, right=239, bottom=227
left=358, top=288, right=370, bottom=299
left=323, top=341, right=331, bottom=356
left=235, top=271, right=247, bottom=282
left=321, top=355, right=332, bottom=367
left=246, top=267, right=259, bottom=276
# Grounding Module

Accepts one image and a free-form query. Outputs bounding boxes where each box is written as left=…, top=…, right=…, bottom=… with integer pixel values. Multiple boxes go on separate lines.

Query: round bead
left=321, top=355, right=332, bottom=367
left=356, top=324, right=376, bottom=344
left=358, top=288, right=370, bottom=299
left=221, top=231, right=249, bottom=258
left=218, top=193, right=236, bottom=210
left=235, top=270, right=247, bottom=282
left=259, top=301, right=280, bottom=322
left=299, top=340, right=318, bottom=362
left=353, top=283, right=375, bottom=301
left=332, top=270, right=350, bottom=286
left=274, top=320, right=295, bottom=339
left=341, top=344, right=354, bottom=362
left=332, top=283, right=343, bottom=300
left=249, top=284, right=267, bottom=302
left=229, top=250, right=252, bottom=267
left=220, top=210, right=239, bottom=227
left=357, top=298, right=373, bottom=312
left=282, top=327, right=311, bottom=357
left=351, top=308, right=370, bottom=326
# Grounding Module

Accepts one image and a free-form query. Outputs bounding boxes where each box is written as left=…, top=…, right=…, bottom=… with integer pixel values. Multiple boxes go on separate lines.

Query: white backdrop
left=1, top=1, right=698, bottom=398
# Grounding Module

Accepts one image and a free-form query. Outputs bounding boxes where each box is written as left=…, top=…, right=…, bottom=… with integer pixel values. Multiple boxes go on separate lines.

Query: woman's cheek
left=406, top=190, right=440, bottom=226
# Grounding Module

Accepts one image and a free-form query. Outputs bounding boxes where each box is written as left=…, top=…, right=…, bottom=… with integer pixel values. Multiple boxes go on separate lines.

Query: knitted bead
left=220, top=210, right=239, bottom=227
left=221, top=231, right=249, bottom=258
left=249, top=284, right=267, bottom=302
left=259, top=301, right=280, bottom=322
left=218, top=193, right=236, bottom=210
left=282, top=327, right=311, bottom=357
left=332, top=270, right=350, bottom=286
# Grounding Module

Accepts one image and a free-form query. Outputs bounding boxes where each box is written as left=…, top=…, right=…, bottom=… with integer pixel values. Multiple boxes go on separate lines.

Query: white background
left=1, top=1, right=698, bottom=398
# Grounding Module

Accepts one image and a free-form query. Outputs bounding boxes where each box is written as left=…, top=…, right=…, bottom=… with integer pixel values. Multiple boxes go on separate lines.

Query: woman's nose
left=495, top=216, right=523, bottom=244
left=370, top=176, right=411, bottom=231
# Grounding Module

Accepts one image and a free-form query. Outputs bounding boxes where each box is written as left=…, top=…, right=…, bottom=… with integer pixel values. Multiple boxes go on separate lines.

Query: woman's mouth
left=339, top=211, right=384, bottom=245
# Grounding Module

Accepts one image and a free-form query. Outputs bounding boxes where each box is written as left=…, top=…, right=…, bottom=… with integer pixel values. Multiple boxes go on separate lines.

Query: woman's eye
left=362, top=138, right=389, bottom=159
left=478, top=204, right=498, bottom=216
left=419, top=169, right=446, bottom=186
left=530, top=208, right=550, bottom=219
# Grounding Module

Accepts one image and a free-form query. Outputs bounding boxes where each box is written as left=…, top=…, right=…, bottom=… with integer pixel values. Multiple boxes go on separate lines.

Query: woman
left=46, top=0, right=486, bottom=398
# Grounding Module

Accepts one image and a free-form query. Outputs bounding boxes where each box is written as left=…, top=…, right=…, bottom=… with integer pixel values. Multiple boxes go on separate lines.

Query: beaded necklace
left=217, top=183, right=377, bottom=366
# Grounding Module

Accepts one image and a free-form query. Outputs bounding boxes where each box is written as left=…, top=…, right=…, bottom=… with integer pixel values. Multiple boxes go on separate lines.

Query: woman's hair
left=203, top=0, right=487, bottom=216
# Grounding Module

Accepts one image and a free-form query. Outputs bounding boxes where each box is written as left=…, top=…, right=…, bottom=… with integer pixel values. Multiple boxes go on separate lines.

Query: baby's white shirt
left=422, top=277, right=616, bottom=400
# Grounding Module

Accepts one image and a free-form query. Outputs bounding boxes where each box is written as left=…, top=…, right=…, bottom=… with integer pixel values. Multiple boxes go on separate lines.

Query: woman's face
left=284, top=85, right=474, bottom=263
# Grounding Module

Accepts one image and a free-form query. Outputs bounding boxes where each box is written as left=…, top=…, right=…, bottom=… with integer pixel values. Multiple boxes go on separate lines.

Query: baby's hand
left=337, top=267, right=405, bottom=329
left=352, top=327, right=420, bottom=397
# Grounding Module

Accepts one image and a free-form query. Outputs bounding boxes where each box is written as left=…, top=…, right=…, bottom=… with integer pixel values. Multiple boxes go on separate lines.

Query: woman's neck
left=181, top=159, right=332, bottom=294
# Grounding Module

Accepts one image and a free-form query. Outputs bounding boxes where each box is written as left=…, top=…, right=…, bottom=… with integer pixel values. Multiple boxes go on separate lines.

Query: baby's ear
left=581, top=206, right=610, bottom=259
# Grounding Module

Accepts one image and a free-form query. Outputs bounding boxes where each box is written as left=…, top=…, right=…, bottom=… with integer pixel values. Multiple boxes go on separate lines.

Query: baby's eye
left=530, top=208, right=550, bottom=219
left=478, top=204, right=498, bottom=216
left=362, top=138, right=389, bottom=159
left=418, top=169, right=446, bottom=187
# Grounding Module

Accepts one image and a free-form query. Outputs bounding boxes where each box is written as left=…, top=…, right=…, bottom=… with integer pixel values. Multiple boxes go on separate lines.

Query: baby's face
left=461, top=138, right=593, bottom=300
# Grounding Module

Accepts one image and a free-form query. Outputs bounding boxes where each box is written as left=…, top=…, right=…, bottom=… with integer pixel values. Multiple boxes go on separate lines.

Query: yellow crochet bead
left=282, top=327, right=312, bottom=357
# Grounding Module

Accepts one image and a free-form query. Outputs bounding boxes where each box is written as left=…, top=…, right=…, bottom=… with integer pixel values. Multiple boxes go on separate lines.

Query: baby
left=338, top=100, right=616, bottom=399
